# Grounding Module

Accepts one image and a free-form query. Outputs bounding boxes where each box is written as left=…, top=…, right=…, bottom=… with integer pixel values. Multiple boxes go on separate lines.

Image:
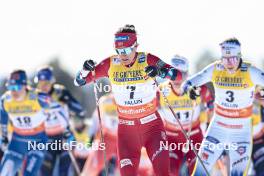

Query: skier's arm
left=255, top=88, right=264, bottom=107
left=0, top=99, right=8, bottom=140
left=37, top=92, right=51, bottom=109
left=74, top=58, right=110, bottom=86
left=200, top=85, right=214, bottom=111
left=59, top=88, right=85, bottom=118
left=254, top=87, right=264, bottom=123
left=200, top=85, right=214, bottom=119
left=181, top=63, right=215, bottom=93
left=146, top=54, right=182, bottom=81
left=250, top=66, right=264, bottom=87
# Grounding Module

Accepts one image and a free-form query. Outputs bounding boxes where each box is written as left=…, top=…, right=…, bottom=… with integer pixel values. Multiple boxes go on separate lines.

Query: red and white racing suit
left=79, top=52, right=182, bottom=176
left=82, top=94, right=155, bottom=176
left=158, top=82, right=214, bottom=175
left=184, top=60, right=264, bottom=176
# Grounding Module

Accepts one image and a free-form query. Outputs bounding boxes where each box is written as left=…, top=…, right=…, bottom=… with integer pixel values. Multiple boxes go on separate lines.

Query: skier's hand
left=260, top=89, right=264, bottom=98
left=158, top=67, right=169, bottom=79
left=189, top=86, right=201, bottom=100
left=83, top=60, right=96, bottom=72
left=74, top=71, right=86, bottom=86
left=144, top=66, right=158, bottom=78
left=180, top=80, right=192, bottom=95
left=0, top=136, right=8, bottom=151
left=74, top=59, right=96, bottom=86
left=63, top=128, right=75, bottom=143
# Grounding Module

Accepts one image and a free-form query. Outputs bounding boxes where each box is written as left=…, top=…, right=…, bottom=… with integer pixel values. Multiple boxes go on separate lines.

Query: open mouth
left=121, top=58, right=129, bottom=62
left=226, top=64, right=235, bottom=68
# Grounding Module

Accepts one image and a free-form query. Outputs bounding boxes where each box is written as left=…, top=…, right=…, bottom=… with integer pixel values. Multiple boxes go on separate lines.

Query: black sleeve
left=59, top=89, right=85, bottom=118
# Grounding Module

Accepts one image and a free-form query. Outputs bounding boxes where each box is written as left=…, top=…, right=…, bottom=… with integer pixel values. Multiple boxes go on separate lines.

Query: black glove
left=83, top=60, right=96, bottom=71
left=189, top=87, right=200, bottom=100
left=144, top=66, right=159, bottom=78
left=0, top=149, right=4, bottom=161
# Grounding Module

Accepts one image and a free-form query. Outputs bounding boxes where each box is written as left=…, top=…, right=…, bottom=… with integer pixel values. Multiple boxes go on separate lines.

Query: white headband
left=220, top=43, right=241, bottom=57
left=171, top=55, right=189, bottom=72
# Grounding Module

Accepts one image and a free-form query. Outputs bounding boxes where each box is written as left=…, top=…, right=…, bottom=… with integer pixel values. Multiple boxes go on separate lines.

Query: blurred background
left=0, top=0, right=264, bottom=117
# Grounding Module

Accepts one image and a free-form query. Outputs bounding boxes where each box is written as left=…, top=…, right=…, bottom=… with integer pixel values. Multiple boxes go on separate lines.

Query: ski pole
left=91, top=70, right=108, bottom=176
left=182, top=100, right=197, bottom=153
left=68, top=149, right=81, bottom=175
left=154, top=78, right=211, bottom=176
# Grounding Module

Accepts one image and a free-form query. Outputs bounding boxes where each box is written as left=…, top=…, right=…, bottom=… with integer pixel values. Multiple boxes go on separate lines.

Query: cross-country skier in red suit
left=74, top=24, right=183, bottom=176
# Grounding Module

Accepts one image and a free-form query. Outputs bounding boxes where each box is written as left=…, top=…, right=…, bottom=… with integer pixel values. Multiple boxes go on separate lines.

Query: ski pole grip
left=80, top=69, right=89, bottom=78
